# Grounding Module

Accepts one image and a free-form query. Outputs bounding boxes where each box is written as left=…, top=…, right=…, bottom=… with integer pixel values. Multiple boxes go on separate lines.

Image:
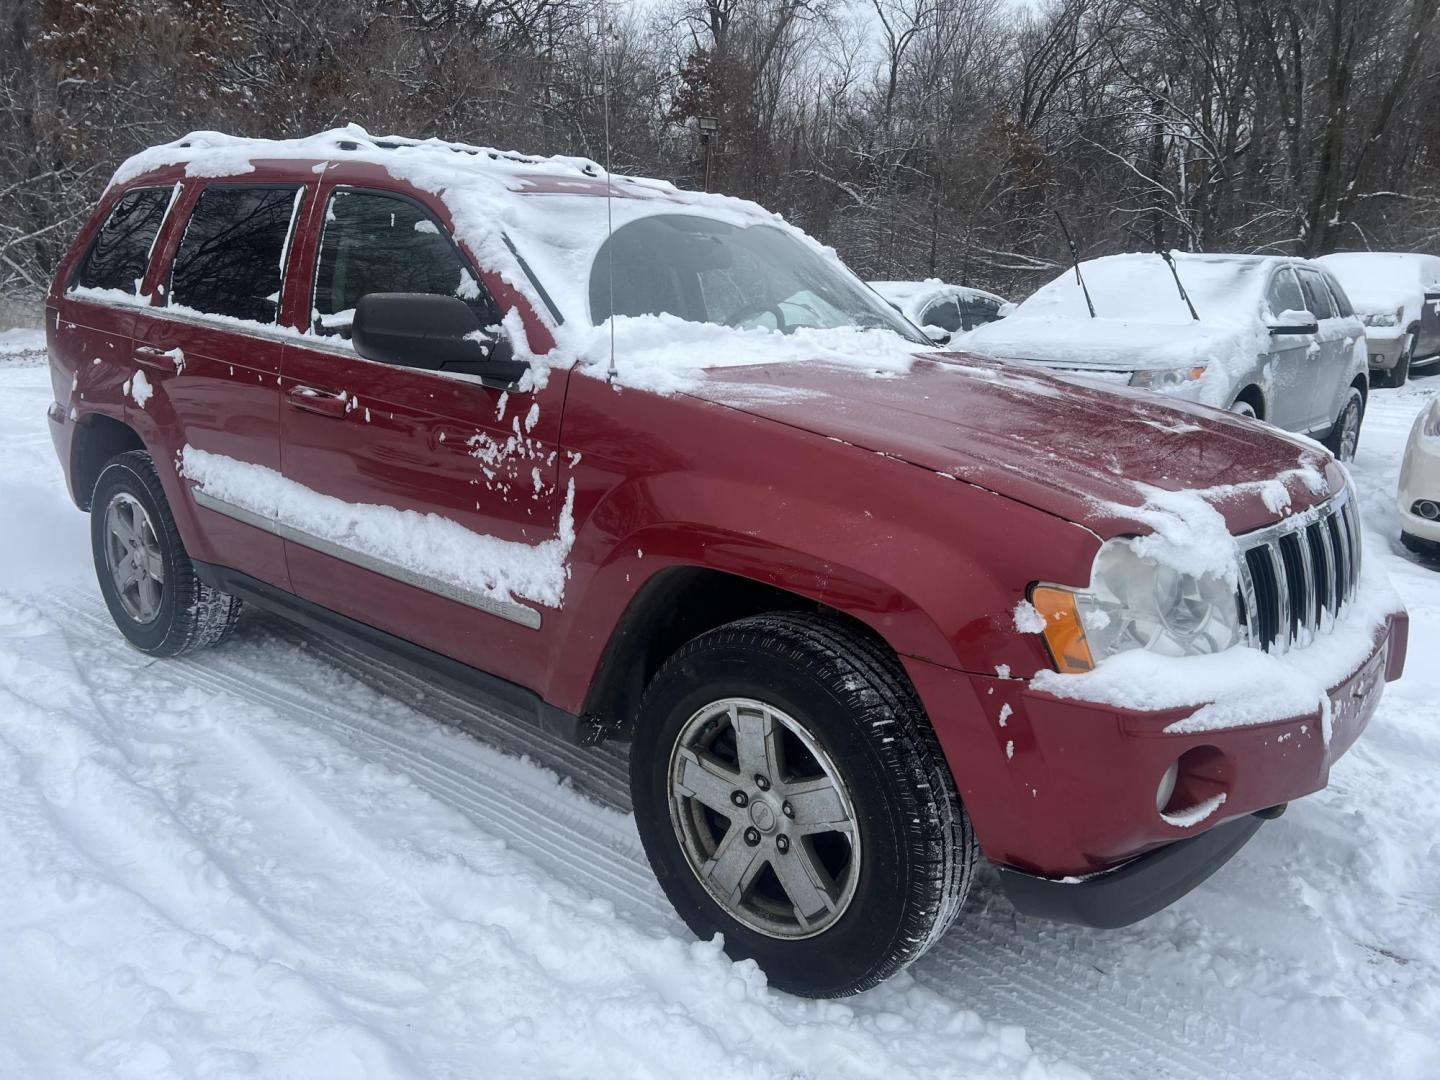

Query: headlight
left=1361, top=309, right=1401, bottom=328
left=1129, top=365, right=1207, bottom=391
left=1030, top=539, right=1242, bottom=673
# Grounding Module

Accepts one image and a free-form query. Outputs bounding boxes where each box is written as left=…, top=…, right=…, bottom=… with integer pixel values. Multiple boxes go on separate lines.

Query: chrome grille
left=1237, top=490, right=1361, bottom=653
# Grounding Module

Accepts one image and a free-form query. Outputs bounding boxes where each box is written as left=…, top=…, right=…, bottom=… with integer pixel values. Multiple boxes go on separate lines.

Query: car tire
left=629, top=611, right=976, bottom=998
left=1229, top=397, right=1259, bottom=419
left=1323, top=387, right=1364, bottom=461
left=91, top=450, right=244, bottom=656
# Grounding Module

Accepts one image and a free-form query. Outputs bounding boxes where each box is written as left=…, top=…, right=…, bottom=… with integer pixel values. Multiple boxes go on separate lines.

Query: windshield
left=589, top=214, right=925, bottom=342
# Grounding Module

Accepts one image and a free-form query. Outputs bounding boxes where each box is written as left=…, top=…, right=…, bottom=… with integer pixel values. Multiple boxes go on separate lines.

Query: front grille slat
left=1238, top=491, right=1359, bottom=654
left=1330, top=509, right=1350, bottom=604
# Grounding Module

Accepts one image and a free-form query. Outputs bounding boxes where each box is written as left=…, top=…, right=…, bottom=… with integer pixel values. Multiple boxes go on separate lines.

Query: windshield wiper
left=1160, top=248, right=1200, bottom=320
left=1054, top=212, right=1096, bottom=318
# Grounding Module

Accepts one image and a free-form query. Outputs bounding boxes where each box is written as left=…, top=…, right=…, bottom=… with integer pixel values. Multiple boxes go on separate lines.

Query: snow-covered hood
left=684, top=352, right=1341, bottom=538
left=964, top=316, right=1250, bottom=372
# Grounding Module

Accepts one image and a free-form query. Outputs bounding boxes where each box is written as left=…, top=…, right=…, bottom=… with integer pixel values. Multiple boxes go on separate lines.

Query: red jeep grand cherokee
left=46, top=128, right=1407, bottom=998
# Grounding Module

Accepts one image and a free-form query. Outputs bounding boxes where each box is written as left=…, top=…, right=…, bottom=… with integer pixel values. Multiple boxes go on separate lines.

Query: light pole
left=698, top=116, right=719, bottom=192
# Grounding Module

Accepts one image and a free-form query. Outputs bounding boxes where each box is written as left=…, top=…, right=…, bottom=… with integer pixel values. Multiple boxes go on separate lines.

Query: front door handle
left=287, top=385, right=350, bottom=418
left=134, top=346, right=180, bottom=373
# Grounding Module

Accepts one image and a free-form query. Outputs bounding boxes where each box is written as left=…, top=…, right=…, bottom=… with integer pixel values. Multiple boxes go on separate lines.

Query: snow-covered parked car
left=1399, top=396, right=1440, bottom=560
left=966, top=252, right=1370, bottom=459
left=869, top=278, right=1009, bottom=338
left=1318, top=252, right=1440, bottom=387
left=45, top=128, right=1407, bottom=998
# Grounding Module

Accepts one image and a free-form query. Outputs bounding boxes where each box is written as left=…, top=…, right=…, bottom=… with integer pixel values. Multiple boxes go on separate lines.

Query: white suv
left=966, top=252, right=1370, bottom=459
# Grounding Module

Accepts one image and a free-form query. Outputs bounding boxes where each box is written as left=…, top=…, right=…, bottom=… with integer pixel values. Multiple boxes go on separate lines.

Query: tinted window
left=73, top=188, right=173, bottom=294
left=1297, top=270, right=1336, bottom=320
left=919, top=299, right=963, bottom=333
left=170, top=186, right=302, bottom=324
left=1322, top=271, right=1354, bottom=317
left=1266, top=268, right=1305, bottom=316
left=312, top=190, right=491, bottom=337
left=958, top=297, right=1002, bottom=330
left=590, top=214, right=923, bottom=341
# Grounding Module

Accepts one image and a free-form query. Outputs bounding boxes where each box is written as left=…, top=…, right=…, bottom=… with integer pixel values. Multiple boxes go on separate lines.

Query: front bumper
left=997, top=809, right=1277, bottom=928
left=1362, top=327, right=1409, bottom=372
left=905, top=611, right=1408, bottom=924
left=1398, top=424, right=1440, bottom=543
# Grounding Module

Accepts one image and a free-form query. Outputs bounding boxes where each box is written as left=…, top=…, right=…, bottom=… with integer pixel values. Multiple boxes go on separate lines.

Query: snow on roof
left=110, top=125, right=927, bottom=392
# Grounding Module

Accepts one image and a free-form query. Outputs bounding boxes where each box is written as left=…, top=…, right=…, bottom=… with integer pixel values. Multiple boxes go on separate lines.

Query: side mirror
left=352, top=293, right=529, bottom=386
left=1268, top=308, right=1319, bottom=336
left=923, top=325, right=953, bottom=346
left=996, top=302, right=1017, bottom=318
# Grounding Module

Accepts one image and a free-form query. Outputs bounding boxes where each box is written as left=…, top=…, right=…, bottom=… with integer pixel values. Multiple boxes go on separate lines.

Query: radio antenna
left=600, top=0, right=617, bottom=384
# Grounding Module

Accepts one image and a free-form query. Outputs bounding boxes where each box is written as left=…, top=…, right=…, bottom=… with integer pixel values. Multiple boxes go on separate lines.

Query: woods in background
left=3, top=0, right=1439, bottom=302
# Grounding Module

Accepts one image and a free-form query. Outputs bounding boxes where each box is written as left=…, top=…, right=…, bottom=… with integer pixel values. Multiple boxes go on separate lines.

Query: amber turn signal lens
left=1030, top=587, right=1095, bottom=674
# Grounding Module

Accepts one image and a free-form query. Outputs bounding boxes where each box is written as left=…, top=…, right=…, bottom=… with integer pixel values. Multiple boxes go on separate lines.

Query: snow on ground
left=1, top=345, right=1439, bottom=1078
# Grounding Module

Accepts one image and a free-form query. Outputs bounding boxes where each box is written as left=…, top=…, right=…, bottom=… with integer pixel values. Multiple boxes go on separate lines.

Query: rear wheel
left=1323, top=387, right=1365, bottom=462
left=629, top=612, right=976, bottom=998
left=91, top=450, right=243, bottom=656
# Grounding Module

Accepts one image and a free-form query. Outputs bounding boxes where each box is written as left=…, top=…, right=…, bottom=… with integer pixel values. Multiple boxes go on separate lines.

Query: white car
left=965, top=252, right=1370, bottom=459
left=1399, top=396, right=1440, bottom=560
left=869, top=279, right=1009, bottom=338
left=1318, top=252, right=1440, bottom=387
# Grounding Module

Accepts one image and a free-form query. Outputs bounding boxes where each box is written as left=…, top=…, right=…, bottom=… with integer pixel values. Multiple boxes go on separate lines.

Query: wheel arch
left=578, top=565, right=901, bottom=740
left=1233, top=384, right=1266, bottom=420
left=70, top=412, right=144, bottom=511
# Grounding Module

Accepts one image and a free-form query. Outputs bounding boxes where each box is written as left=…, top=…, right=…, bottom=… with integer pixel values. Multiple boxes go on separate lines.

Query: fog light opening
left=1155, top=760, right=1179, bottom=814
left=1414, top=500, right=1440, bottom=521
left=1158, top=745, right=1231, bottom=821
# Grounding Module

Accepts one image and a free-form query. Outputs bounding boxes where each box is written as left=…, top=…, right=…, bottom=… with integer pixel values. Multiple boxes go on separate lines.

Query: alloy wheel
left=667, top=697, right=861, bottom=939
left=103, top=492, right=166, bottom=624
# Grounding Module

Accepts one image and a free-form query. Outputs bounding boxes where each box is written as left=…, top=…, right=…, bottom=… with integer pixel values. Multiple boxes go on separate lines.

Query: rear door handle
left=287, top=385, right=350, bottom=418
left=134, top=346, right=180, bottom=373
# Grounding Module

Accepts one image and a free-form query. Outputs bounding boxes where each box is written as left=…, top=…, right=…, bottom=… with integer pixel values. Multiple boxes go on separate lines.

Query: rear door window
left=311, top=189, right=492, bottom=338
left=169, top=185, right=304, bottom=324
left=1297, top=270, right=1336, bottom=320
left=72, top=188, right=174, bottom=295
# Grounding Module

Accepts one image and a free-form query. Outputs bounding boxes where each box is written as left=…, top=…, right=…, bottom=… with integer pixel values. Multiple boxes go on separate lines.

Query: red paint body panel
left=45, top=152, right=1409, bottom=888
left=907, top=613, right=1404, bottom=876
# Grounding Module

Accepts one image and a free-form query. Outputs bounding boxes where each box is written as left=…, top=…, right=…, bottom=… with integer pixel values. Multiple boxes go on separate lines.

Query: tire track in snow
left=54, top=587, right=1321, bottom=1080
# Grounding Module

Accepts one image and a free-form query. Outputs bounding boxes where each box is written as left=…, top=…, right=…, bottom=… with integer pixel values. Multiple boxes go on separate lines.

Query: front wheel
left=91, top=450, right=244, bottom=655
left=629, top=613, right=976, bottom=998
left=1323, top=387, right=1365, bottom=462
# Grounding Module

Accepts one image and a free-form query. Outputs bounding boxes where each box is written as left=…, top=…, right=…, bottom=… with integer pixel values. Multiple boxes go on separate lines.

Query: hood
left=683, top=352, right=1342, bottom=538
left=964, top=316, right=1248, bottom=372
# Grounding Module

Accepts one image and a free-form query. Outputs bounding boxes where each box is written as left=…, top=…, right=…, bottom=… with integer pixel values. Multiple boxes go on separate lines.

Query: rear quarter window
left=169, top=185, right=304, bottom=324
left=72, top=188, right=174, bottom=295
